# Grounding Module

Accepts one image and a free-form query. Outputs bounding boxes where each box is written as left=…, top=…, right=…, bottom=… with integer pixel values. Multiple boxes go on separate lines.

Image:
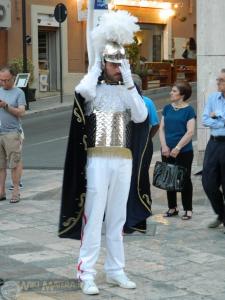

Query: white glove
left=119, top=59, right=148, bottom=122
left=75, top=58, right=102, bottom=100
left=90, top=56, right=102, bottom=76
left=119, top=59, right=134, bottom=89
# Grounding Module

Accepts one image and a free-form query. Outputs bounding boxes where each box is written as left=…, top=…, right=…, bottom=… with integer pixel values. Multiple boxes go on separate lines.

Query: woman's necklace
left=172, top=105, right=182, bottom=111
left=171, top=103, right=188, bottom=111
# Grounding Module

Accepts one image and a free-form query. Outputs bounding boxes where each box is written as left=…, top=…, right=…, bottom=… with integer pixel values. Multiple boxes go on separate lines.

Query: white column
left=197, top=0, right=225, bottom=163
left=163, top=18, right=172, bottom=60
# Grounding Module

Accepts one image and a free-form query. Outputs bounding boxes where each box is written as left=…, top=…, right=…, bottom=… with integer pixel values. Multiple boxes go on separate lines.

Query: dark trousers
left=162, top=150, right=194, bottom=211
left=202, top=140, right=225, bottom=223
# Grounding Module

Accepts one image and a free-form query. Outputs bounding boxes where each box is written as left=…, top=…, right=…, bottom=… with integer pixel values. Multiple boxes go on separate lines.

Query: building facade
left=0, top=0, right=196, bottom=97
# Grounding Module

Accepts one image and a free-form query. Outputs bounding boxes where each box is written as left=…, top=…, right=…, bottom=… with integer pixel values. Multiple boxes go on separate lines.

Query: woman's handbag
left=152, top=161, right=187, bottom=192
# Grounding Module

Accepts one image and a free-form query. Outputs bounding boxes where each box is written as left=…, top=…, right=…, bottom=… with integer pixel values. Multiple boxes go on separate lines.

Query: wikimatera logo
left=0, top=281, right=21, bottom=300
left=1, top=280, right=80, bottom=299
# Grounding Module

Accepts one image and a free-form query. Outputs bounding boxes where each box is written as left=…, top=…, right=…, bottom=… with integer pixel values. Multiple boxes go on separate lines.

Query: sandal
left=0, top=194, right=6, bottom=201
left=10, top=194, right=20, bottom=204
left=181, top=211, right=192, bottom=220
left=163, top=208, right=179, bottom=217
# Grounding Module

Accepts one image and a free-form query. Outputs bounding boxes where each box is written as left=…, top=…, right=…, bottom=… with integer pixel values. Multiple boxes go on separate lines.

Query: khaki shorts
left=0, top=132, right=23, bottom=169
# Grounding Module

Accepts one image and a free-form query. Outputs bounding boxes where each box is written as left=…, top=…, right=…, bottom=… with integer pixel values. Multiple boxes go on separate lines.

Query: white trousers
left=77, top=156, right=132, bottom=281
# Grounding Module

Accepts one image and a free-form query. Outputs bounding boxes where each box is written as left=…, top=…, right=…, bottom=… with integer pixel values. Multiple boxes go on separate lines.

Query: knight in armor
left=58, top=10, right=149, bottom=295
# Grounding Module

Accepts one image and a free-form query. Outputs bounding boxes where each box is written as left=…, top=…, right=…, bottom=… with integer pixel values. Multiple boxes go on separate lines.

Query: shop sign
left=77, top=0, right=88, bottom=21
left=77, top=0, right=108, bottom=21
left=94, top=0, right=108, bottom=9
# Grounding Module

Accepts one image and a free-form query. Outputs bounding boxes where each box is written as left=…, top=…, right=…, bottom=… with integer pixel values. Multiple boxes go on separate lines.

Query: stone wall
left=197, top=0, right=225, bottom=163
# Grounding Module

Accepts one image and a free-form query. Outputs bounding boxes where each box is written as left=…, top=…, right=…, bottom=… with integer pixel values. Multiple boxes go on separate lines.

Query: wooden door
left=0, top=30, right=8, bottom=67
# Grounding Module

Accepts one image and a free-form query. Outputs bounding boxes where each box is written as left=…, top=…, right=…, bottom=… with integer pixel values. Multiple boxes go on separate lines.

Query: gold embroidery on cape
left=58, top=192, right=86, bottom=236
left=74, top=95, right=85, bottom=124
left=78, top=193, right=85, bottom=208
left=137, top=126, right=152, bottom=212
left=142, top=193, right=151, bottom=205
left=83, top=135, right=88, bottom=151
left=59, top=209, right=83, bottom=236
left=74, top=108, right=82, bottom=123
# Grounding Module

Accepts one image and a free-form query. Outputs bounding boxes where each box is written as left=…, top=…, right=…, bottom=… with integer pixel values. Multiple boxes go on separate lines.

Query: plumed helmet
left=91, top=10, right=139, bottom=67
left=102, top=42, right=126, bottom=64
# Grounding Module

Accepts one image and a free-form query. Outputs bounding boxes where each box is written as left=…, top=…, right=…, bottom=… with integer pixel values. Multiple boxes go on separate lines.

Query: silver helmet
left=102, top=41, right=126, bottom=64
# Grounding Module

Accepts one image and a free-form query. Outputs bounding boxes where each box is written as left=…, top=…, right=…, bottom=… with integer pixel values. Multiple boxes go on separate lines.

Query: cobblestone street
left=0, top=167, right=225, bottom=299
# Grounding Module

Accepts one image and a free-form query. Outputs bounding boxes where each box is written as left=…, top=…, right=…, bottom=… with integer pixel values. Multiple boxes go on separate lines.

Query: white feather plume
left=91, top=10, right=140, bottom=54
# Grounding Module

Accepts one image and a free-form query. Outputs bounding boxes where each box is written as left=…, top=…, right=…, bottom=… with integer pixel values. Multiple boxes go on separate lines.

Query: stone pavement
left=1, top=90, right=225, bottom=300
left=1, top=151, right=225, bottom=300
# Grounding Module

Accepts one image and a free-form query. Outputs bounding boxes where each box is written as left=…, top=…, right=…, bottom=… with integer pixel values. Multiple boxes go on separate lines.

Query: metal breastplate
left=86, top=109, right=132, bottom=148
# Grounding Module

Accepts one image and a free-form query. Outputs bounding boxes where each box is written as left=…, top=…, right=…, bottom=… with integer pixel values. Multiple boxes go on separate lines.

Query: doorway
left=38, top=27, right=58, bottom=91
left=139, top=24, right=164, bottom=62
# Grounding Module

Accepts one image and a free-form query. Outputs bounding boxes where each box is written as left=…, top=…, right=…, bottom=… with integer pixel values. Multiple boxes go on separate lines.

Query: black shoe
left=123, top=226, right=135, bottom=234
left=135, top=220, right=147, bottom=231
left=181, top=211, right=192, bottom=220
left=123, top=220, right=147, bottom=234
left=163, top=208, right=179, bottom=217
left=208, top=218, right=222, bottom=228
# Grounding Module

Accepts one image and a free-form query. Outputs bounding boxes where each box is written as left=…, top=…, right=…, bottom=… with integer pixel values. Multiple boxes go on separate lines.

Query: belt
left=210, top=135, right=225, bottom=142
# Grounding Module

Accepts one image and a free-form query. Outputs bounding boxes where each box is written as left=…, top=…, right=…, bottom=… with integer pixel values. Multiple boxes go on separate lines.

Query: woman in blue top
left=159, top=82, right=196, bottom=220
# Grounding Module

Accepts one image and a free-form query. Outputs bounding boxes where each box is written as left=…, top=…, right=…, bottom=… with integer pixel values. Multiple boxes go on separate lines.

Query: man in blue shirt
left=124, top=76, right=159, bottom=234
left=202, top=68, right=225, bottom=231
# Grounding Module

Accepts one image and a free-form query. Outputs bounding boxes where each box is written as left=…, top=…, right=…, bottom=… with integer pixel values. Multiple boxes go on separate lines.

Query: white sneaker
left=80, top=279, right=99, bottom=295
left=106, top=273, right=136, bottom=289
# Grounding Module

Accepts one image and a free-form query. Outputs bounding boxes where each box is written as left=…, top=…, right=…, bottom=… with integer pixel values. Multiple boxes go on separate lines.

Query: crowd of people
left=1, top=10, right=225, bottom=297
left=59, top=63, right=225, bottom=296
left=58, top=10, right=224, bottom=296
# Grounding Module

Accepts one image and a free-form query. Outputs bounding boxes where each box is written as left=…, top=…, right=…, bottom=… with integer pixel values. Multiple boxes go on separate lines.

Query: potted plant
left=133, top=63, right=149, bottom=90
left=126, top=38, right=149, bottom=90
left=126, top=37, right=140, bottom=72
left=10, top=58, right=36, bottom=101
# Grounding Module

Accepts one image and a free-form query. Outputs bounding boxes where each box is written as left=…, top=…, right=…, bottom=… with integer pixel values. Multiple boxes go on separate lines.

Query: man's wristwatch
left=4, top=103, right=9, bottom=111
